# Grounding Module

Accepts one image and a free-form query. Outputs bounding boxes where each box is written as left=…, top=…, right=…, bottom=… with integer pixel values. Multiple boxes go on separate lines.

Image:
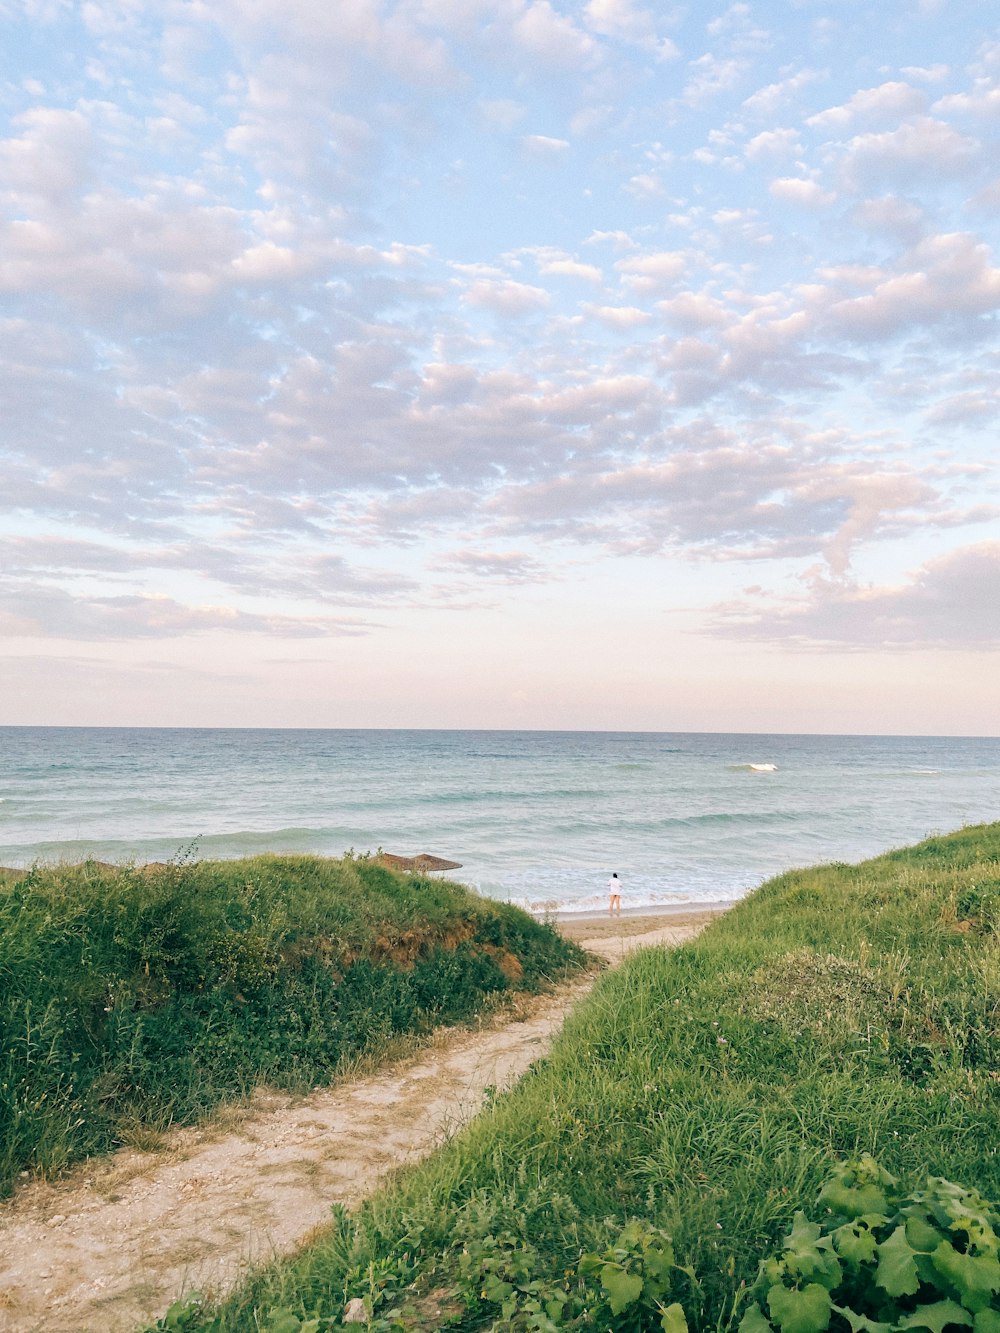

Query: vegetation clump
left=0, top=852, right=584, bottom=1197
left=161, top=822, right=1000, bottom=1332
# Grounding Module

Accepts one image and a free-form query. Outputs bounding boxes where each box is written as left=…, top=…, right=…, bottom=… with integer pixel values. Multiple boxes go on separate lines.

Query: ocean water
left=1, top=728, right=998, bottom=913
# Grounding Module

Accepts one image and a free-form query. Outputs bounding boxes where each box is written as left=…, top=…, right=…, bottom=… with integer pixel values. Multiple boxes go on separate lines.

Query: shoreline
left=556, top=903, right=730, bottom=945
left=542, top=898, right=734, bottom=923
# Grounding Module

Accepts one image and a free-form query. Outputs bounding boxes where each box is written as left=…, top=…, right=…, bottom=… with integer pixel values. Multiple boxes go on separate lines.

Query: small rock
left=343, top=1296, right=367, bottom=1323
left=47, top=1214, right=67, bottom=1226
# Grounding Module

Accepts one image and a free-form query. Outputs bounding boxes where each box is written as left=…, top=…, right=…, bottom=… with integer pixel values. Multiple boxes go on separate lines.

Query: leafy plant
left=739, top=1156, right=1000, bottom=1333
left=456, top=1219, right=690, bottom=1331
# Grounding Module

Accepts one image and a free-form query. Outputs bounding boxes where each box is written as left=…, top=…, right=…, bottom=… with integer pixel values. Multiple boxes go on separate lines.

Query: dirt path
left=0, top=914, right=715, bottom=1333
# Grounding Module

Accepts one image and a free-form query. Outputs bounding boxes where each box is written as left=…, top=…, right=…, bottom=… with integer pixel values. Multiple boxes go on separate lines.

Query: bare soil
left=0, top=911, right=718, bottom=1333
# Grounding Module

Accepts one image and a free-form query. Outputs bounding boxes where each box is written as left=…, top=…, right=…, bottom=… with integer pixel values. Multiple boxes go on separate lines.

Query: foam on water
left=1, top=728, right=999, bottom=913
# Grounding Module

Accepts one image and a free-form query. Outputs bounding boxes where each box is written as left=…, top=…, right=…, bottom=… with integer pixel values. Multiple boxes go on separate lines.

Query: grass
left=162, top=822, right=1000, bottom=1332
left=0, top=852, right=584, bottom=1198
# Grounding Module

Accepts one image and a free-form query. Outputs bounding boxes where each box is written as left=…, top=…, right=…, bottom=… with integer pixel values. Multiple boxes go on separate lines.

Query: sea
left=1, top=728, right=998, bottom=915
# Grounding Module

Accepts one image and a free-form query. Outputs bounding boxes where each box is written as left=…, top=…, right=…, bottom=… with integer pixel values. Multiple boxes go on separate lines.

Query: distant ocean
left=1, top=728, right=998, bottom=914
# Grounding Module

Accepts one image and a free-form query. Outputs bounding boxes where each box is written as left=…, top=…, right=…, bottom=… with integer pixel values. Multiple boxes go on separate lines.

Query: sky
left=1, top=0, right=999, bottom=734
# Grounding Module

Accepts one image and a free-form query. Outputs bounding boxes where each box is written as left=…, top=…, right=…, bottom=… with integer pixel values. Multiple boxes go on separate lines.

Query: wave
left=727, top=763, right=778, bottom=772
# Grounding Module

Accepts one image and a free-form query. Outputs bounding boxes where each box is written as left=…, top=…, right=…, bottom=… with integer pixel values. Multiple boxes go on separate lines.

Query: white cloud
left=511, top=1, right=598, bottom=67
left=741, top=68, right=818, bottom=119
left=769, top=177, right=835, bottom=207
left=462, top=278, right=551, bottom=315
left=615, top=250, right=687, bottom=290
left=826, top=232, right=1000, bottom=337
left=0, top=585, right=369, bottom=640
left=682, top=53, right=745, bottom=107
left=581, top=303, right=651, bottom=328
left=807, top=81, right=928, bottom=130
left=840, top=116, right=979, bottom=188
left=520, top=133, right=571, bottom=155
left=709, top=543, right=1000, bottom=647
left=0, top=106, right=92, bottom=202
left=582, top=0, right=678, bottom=59
left=745, top=127, right=801, bottom=160
left=933, top=85, right=1000, bottom=119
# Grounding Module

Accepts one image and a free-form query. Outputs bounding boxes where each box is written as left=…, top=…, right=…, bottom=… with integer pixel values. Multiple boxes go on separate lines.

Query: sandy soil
left=0, top=909, right=719, bottom=1333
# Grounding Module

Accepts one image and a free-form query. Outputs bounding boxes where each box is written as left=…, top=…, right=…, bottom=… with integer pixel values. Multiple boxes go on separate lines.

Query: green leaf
left=740, top=1305, right=775, bottom=1333
left=601, top=1266, right=644, bottom=1315
left=644, top=1243, right=676, bottom=1289
left=484, top=1276, right=514, bottom=1302
left=817, top=1160, right=892, bottom=1221
left=767, top=1283, right=833, bottom=1333
left=830, top=1303, right=893, bottom=1333
left=876, top=1226, right=920, bottom=1297
left=972, top=1309, right=1000, bottom=1333
left=784, top=1212, right=843, bottom=1289
left=907, top=1216, right=946, bottom=1253
left=264, top=1314, right=303, bottom=1333
left=931, top=1243, right=1000, bottom=1312
left=660, top=1301, right=689, bottom=1333
left=833, top=1221, right=878, bottom=1267
left=897, top=1300, right=974, bottom=1333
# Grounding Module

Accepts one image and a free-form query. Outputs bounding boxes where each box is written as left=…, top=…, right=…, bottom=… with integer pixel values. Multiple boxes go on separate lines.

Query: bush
left=0, top=854, right=584, bottom=1195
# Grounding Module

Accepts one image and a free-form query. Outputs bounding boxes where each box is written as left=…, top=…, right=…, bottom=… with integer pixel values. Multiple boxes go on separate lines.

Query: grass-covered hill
left=0, top=853, right=584, bottom=1197
left=165, top=823, right=1000, bottom=1333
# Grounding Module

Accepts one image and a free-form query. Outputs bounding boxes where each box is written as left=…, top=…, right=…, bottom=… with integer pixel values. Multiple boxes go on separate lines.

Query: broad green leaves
left=601, top=1266, right=644, bottom=1315
left=767, top=1281, right=833, bottom=1333
left=742, top=1160, right=1000, bottom=1333
left=877, top=1227, right=920, bottom=1297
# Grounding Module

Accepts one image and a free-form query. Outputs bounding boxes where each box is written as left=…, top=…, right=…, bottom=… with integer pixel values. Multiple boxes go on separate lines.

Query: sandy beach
left=556, top=905, right=729, bottom=960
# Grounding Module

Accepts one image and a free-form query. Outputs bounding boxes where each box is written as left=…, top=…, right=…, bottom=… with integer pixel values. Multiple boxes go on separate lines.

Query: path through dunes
left=0, top=914, right=715, bottom=1333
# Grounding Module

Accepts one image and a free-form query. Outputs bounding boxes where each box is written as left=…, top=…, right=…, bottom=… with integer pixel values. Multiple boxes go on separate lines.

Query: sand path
left=0, top=914, right=715, bottom=1333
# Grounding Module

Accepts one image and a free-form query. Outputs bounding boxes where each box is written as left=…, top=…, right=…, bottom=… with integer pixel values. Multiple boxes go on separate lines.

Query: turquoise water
left=1, top=728, right=998, bottom=912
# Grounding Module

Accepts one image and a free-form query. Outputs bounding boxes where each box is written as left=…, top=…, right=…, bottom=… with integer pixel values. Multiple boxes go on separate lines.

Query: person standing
left=608, top=872, right=622, bottom=915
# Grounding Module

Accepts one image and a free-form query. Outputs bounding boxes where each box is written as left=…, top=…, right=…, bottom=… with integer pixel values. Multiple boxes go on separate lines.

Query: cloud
left=933, top=85, right=1000, bottom=119
left=709, top=542, right=1000, bottom=647
left=615, top=250, right=687, bottom=291
left=511, top=2, right=598, bottom=68
left=681, top=53, right=745, bottom=107
left=840, top=116, right=980, bottom=189
left=582, top=0, right=678, bottom=59
left=0, top=106, right=92, bottom=202
left=769, top=177, right=835, bottom=207
left=442, top=549, right=547, bottom=582
left=741, top=68, right=818, bottom=119
left=462, top=278, right=551, bottom=315
left=520, top=133, right=571, bottom=156
left=807, top=81, right=928, bottom=130
left=0, top=585, right=370, bottom=640
left=825, top=232, right=1000, bottom=338
left=581, top=303, right=651, bottom=327
left=745, top=128, right=801, bottom=160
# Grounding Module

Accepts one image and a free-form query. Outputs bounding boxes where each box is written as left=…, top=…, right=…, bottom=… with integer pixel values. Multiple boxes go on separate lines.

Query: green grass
left=0, top=852, right=584, bottom=1197
left=166, top=823, right=1000, bottom=1332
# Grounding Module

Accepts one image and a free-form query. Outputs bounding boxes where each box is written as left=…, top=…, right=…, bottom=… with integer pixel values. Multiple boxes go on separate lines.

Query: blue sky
left=1, top=0, right=998, bottom=732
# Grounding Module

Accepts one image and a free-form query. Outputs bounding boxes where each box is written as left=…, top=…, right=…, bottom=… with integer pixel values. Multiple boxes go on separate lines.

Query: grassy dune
left=169, top=823, right=1000, bottom=1332
left=0, top=854, right=584, bottom=1197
